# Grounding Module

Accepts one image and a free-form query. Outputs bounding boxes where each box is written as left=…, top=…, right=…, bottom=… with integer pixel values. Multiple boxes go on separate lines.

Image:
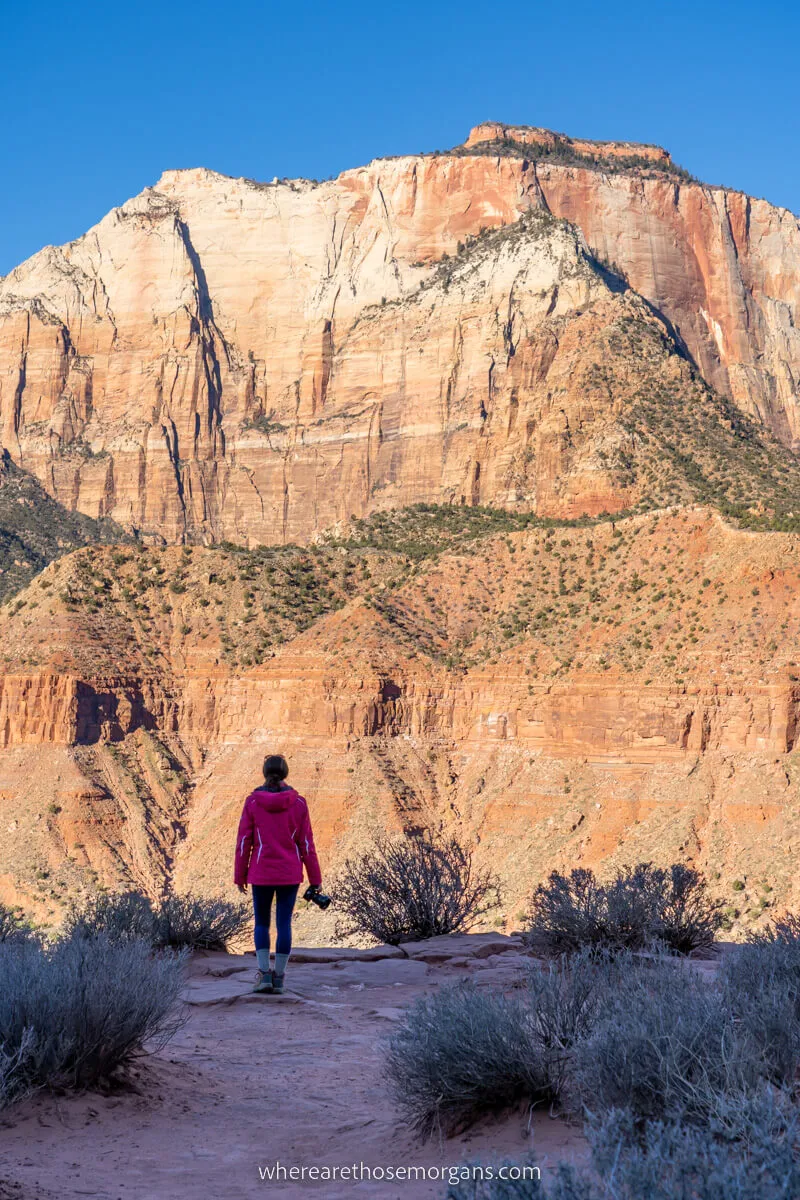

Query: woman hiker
left=234, top=754, right=323, bottom=994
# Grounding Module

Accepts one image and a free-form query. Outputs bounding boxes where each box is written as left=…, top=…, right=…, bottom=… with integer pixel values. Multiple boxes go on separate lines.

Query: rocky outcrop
left=464, top=121, right=673, bottom=164
left=1, top=125, right=798, bottom=545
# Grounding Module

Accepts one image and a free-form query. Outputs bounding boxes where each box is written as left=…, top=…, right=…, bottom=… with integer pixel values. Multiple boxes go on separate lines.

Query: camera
left=303, top=885, right=332, bottom=911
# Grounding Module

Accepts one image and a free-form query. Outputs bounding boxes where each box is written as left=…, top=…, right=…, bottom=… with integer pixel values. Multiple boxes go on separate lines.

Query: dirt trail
left=0, top=937, right=588, bottom=1200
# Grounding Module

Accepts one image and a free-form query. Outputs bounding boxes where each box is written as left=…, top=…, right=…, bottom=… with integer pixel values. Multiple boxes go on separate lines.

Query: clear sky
left=2, top=0, right=798, bottom=276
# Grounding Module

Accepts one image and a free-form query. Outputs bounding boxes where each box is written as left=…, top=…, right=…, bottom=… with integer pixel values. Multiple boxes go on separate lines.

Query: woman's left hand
left=237, top=884, right=248, bottom=894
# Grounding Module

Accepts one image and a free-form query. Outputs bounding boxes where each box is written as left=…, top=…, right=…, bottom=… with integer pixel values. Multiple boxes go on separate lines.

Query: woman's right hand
left=237, top=884, right=248, bottom=894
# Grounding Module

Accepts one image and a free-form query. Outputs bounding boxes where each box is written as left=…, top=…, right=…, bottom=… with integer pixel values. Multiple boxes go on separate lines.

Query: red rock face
left=531, top=165, right=800, bottom=444
left=2, top=511, right=800, bottom=932
left=2, top=126, right=800, bottom=933
left=0, top=127, right=798, bottom=546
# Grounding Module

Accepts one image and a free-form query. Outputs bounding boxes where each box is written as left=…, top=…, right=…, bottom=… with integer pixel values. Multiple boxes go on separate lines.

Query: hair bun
left=263, top=754, right=289, bottom=781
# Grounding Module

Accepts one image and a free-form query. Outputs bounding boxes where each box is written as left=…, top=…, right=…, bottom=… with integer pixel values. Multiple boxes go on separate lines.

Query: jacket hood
left=248, top=785, right=299, bottom=813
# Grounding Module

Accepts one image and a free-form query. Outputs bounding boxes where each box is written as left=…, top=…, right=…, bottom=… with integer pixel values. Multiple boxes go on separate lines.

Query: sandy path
left=0, top=940, right=588, bottom=1199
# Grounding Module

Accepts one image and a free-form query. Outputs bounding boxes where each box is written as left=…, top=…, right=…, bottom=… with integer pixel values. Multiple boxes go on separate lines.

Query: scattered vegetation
left=390, top=926, right=800, bottom=1194
left=5, top=491, right=800, bottom=693
left=449, top=133, right=697, bottom=184
left=0, top=454, right=132, bottom=603
left=332, top=833, right=501, bottom=945
left=64, top=889, right=251, bottom=951
left=329, top=501, right=603, bottom=562
left=241, top=412, right=288, bottom=438
left=0, top=904, right=35, bottom=945
left=358, top=502, right=800, bottom=695
left=590, top=309, right=800, bottom=532
left=525, top=864, right=723, bottom=955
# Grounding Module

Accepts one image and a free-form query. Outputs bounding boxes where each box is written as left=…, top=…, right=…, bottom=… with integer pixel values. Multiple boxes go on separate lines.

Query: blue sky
left=2, top=0, right=798, bottom=275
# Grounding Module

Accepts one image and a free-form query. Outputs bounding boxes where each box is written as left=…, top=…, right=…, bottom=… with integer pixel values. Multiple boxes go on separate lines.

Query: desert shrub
left=578, top=1103, right=800, bottom=1200
left=650, top=863, right=724, bottom=953
left=0, top=1028, right=37, bottom=1108
left=64, top=888, right=248, bottom=950
left=385, top=950, right=614, bottom=1136
left=750, top=912, right=800, bottom=946
left=63, top=890, right=157, bottom=943
left=151, top=893, right=251, bottom=951
left=525, top=868, right=608, bottom=954
left=568, top=956, right=761, bottom=1128
left=525, top=864, right=722, bottom=955
left=384, top=982, right=550, bottom=1136
left=0, top=934, right=186, bottom=1107
left=443, top=1101, right=800, bottom=1199
left=524, top=950, right=616, bottom=1094
left=63, top=890, right=250, bottom=951
left=332, top=834, right=501, bottom=945
left=722, top=930, right=800, bottom=1085
left=0, top=904, right=33, bottom=945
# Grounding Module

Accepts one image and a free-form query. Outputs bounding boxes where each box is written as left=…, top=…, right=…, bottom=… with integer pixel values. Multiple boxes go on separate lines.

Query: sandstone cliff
left=1, top=125, right=799, bottom=546
left=2, top=509, right=799, bottom=935
left=2, top=123, right=800, bottom=939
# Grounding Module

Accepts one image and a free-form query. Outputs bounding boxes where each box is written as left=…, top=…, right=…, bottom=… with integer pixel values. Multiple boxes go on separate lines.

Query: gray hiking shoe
left=252, top=969, right=273, bottom=994
left=271, top=973, right=285, bottom=994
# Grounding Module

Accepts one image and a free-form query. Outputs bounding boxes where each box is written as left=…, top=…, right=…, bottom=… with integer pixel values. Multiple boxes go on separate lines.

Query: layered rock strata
left=0, top=125, right=798, bottom=546
left=1, top=510, right=799, bottom=930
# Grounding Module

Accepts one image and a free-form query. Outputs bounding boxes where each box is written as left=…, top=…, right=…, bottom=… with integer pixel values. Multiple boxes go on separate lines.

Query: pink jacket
left=234, top=785, right=322, bottom=888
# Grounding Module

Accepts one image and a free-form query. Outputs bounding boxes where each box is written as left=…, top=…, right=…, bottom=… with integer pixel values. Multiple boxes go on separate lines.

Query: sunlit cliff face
left=1, top=125, right=800, bottom=935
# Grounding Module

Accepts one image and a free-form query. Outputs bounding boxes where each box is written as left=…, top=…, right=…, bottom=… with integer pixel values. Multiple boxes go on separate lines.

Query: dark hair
left=262, top=754, right=289, bottom=791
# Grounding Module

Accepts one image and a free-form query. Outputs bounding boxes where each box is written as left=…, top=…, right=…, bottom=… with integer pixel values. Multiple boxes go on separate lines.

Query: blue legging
left=251, top=884, right=299, bottom=956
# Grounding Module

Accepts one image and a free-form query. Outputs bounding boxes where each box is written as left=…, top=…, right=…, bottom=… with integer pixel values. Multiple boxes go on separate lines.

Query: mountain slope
left=0, top=454, right=130, bottom=602
left=2, top=508, right=799, bottom=937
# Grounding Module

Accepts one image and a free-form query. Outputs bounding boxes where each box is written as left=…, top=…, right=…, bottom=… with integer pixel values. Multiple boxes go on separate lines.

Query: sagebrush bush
left=443, top=1101, right=800, bottom=1199
left=390, top=938, right=800, bottom=1173
left=384, top=982, right=550, bottom=1136
left=579, top=1103, right=800, bottom=1200
left=749, top=912, right=800, bottom=947
left=568, top=955, right=762, bottom=1127
left=63, top=890, right=250, bottom=951
left=722, top=931, right=800, bottom=1086
left=0, top=934, right=186, bottom=1107
left=385, top=950, right=613, bottom=1136
left=651, top=863, right=724, bottom=953
left=333, top=834, right=501, bottom=945
left=433, top=934, right=800, bottom=1197
left=63, top=890, right=157, bottom=943
left=151, top=893, right=251, bottom=951
left=526, top=864, right=722, bottom=955
left=0, top=1028, right=37, bottom=1109
left=524, top=950, right=615, bottom=1095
